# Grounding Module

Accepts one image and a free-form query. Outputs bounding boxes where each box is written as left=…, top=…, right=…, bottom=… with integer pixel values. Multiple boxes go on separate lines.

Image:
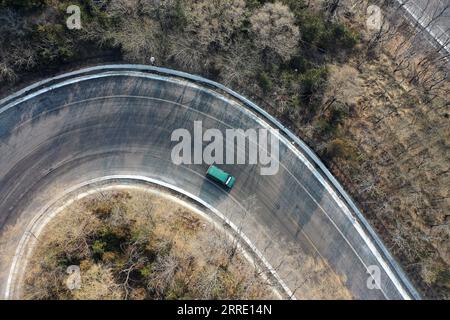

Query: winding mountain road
left=0, top=65, right=420, bottom=299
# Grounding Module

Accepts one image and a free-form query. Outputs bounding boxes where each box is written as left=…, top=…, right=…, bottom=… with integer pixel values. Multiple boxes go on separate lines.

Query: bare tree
left=185, top=0, right=246, bottom=50
left=250, top=2, right=300, bottom=62
left=169, top=0, right=246, bottom=71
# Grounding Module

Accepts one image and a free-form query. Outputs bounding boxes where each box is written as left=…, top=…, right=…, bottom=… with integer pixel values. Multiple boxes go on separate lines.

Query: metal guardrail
left=0, top=64, right=421, bottom=299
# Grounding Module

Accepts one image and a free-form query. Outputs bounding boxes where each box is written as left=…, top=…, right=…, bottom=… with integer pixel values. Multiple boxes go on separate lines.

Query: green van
left=206, top=165, right=236, bottom=189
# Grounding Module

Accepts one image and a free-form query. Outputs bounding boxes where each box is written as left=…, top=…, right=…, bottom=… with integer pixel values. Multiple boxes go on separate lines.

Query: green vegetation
left=324, top=138, right=358, bottom=163
left=257, top=71, right=272, bottom=92
left=34, top=24, right=75, bottom=63
left=297, top=12, right=359, bottom=54
left=300, top=66, right=328, bottom=102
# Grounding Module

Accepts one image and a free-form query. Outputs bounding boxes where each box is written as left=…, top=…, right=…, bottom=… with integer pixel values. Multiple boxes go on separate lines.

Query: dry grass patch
left=23, top=189, right=276, bottom=300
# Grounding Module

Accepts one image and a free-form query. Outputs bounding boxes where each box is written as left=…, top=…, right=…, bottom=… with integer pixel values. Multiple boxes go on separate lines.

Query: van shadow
left=198, top=171, right=231, bottom=211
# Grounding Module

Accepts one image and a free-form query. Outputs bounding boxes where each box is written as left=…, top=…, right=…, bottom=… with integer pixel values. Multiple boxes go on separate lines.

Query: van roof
left=207, top=165, right=229, bottom=183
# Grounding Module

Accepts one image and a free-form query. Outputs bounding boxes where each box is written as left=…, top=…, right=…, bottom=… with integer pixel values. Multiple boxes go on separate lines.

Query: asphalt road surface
left=0, top=65, right=420, bottom=299
left=399, top=0, right=450, bottom=53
